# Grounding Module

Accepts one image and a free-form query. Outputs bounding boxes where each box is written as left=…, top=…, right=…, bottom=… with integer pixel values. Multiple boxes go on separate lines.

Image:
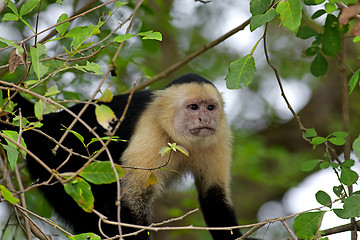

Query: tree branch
left=129, top=17, right=251, bottom=92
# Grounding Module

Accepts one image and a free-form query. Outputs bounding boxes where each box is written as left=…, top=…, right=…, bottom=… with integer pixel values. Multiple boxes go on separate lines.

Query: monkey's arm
left=198, top=184, right=241, bottom=240
left=193, top=142, right=242, bottom=240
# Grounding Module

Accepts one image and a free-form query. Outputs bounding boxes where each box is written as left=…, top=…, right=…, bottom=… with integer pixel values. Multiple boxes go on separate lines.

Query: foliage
left=227, top=0, right=360, bottom=239
left=0, top=0, right=360, bottom=239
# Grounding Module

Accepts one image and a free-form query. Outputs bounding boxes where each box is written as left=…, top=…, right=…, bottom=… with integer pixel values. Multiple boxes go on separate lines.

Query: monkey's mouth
left=190, top=127, right=215, bottom=136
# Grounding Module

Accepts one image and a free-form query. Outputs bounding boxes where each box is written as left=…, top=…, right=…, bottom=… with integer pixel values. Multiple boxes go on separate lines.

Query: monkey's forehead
left=164, top=82, right=221, bottom=97
left=182, top=97, right=220, bottom=105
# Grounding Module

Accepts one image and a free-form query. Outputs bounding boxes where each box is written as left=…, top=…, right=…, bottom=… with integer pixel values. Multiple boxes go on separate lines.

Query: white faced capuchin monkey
left=1, top=74, right=253, bottom=240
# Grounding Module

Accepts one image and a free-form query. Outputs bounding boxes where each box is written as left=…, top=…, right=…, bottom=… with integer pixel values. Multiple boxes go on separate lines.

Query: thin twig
left=340, top=34, right=357, bottom=240
left=263, top=23, right=308, bottom=138
left=0, top=0, right=118, bottom=53
left=237, top=223, right=266, bottom=240
left=15, top=204, right=73, bottom=237
left=129, top=18, right=251, bottom=92
left=14, top=111, right=31, bottom=240
left=39, top=0, right=100, bottom=43
left=281, top=220, right=298, bottom=240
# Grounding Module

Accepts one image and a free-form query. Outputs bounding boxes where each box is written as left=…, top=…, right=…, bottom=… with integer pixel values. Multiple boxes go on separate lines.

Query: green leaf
left=69, top=233, right=101, bottom=240
left=293, top=211, right=325, bottom=238
left=24, top=187, right=53, bottom=218
left=0, top=185, right=20, bottom=204
left=311, top=136, right=326, bottom=149
left=87, top=136, right=121, bottom=147
left=19, top=0, right=41, bottom=16
left=348, top=69, right=360, bottom=94
left=24, top=80, right=40, bottom=86
left=324, top=3, right=337, bottom=13
left=342, top=159, right=355, bottom=168
left=301, top=159, right=321, bottom=171
left=250, top=8, right=276, bottom=32
left=79, top=161, right=125, bottom=185
left=66, top=128, right=85, bottom=146
left=2, top=130, right=27, bottom=157
left=341, top=0, right=358, bottom=4
left=20, top=18, right=35, bottom=33
left=304, top=128, right=317, bottom=138
left=137, top=31, right=162, bottom=41
left=95, top=104, right=117, bottom=131
left=12, top=116, right=29, bottom=128
left=1, top=144, right=19, bottom=171
left=30, top=45, right=49, bottom=80
left=276, top=0, right=302, bottom=33
left=340, top=167, right=359, bottom=186
left=225, top=54, right=256, bottom=89
left=146, top=173, right=157, bottom=187
left=322, top=14, right=341, bottom=57
left=74, top=61, right=103, bottom=75
left=250, top=0, right=270, bottom=15
left=56, top=13, right=70, bottom=37
left=296, top=26, right=318, bottom=39
left=319, top=161, right=330, bottom=169
left=0, top=37, right=24, bottom=54
left=28, top=121, right=43, bottom=129
left=353, top=36, right=360, bottom=43
left=2, top=13, right=19, bottom=21
left=352, top=138, right=360, bottom=159
left=2, top=146, right=17, bottom=169
left=315, top=190, right=332, bottom=208
left=304, top=0, right=325, bottom=5
left=310, top=52, right=328, bottom=77
left=333, top=208, right=345, bottom=218
left=113, top=34, right=135, bottom=43
left=328, top=137, right=346, bottom=146
left=330, top=131, right=348, bottom=138
left=0, top=90, right=17, bottom=113
left=34, top=100, right=45, bottom=120
left=333, top=185, right=344, bottom=197
left=338, top=195, right=360, bottom=218
left=64, top=177, right=94, bottom=213
left=306, top=45, right=320, bottom=56
left=45, top=86, right=60, bottom=97
left=115, top=2, right=127, bottom=8
left=311, top=9, right=327, bottom=19
left=6, top=0, right=19, bottom=16
left=65, top=25, right=99, bottom=51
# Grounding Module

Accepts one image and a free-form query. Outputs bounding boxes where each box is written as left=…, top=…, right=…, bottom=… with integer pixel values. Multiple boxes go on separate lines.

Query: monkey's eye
left=188, top=104, right=199, bottom=110
left=207, top=105, right=215, bottom=111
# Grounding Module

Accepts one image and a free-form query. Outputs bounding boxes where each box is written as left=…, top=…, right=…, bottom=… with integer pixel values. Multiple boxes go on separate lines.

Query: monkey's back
left=23, top=90, right=153, bottom=235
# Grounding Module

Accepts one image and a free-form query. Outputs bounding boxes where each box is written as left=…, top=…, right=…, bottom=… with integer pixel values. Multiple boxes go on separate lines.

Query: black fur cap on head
left=166, top=73, right=214, bottom=88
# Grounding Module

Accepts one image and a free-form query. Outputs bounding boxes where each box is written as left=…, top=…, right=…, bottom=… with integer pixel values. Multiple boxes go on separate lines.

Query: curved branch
left=129, top=18, right=251, bottom=92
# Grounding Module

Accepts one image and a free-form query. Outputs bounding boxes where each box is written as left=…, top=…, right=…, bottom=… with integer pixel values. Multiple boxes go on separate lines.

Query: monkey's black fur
left=24, top=90, right=153, bottom=237
left=1, top=74, right=254, bottom=240
left=165, top=73, right=214, bottom=87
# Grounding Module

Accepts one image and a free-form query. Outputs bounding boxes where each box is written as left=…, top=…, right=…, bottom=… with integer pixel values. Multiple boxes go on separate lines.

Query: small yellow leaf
left=158, top=146, right=170, bottom=156
left=146, top=173, right=157, bottom=187
left=175, top=144, right=189, bottom=157
left=97, top=88, right=113, bottom=102
left=95, top=104, right=117, bottom=131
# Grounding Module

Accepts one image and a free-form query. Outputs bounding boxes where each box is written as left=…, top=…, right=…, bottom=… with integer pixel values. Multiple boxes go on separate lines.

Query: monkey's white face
left=174, top=98, right=221, bottom=138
